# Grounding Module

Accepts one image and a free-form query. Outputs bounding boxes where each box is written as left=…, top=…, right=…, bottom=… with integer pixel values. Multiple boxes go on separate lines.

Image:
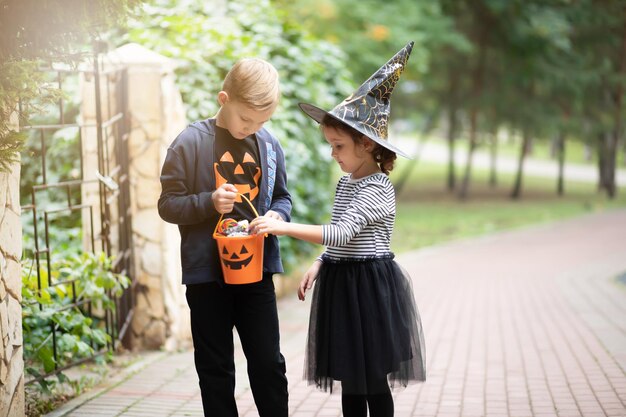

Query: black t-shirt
left=214, top=126, right=262, bottom=221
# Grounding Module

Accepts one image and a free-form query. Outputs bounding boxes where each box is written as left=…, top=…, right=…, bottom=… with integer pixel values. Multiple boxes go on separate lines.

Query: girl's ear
left=217, top=91, right=229, bottom=106
left=362, top=137, right=375, bottom=152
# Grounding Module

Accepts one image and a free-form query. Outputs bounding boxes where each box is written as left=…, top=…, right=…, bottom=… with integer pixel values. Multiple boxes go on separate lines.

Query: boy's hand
left=249, top=216, right=287, bottom=236
left=298, top=260, right=321, bottom=301
left=212, top=183, right=238, bottom=214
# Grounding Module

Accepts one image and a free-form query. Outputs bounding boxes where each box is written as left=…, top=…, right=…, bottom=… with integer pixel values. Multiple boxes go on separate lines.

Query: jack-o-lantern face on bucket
left=214, top=151, right=261, bottom=202
left=221, top=243, right=254, bottom=270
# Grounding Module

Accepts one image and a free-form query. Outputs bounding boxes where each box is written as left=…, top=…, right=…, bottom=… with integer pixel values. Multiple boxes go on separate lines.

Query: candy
left=217, top=218, right=251, bottom=236
left=218, top=218, right=238, bottom=235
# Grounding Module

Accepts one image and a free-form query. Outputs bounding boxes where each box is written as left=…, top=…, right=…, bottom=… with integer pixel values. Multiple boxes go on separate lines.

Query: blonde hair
left=222, top=58, right=280, bottom=111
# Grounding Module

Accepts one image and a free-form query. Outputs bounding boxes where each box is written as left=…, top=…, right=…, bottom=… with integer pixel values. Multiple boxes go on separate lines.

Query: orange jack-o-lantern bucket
left=213, top=194, right=264, bottom=285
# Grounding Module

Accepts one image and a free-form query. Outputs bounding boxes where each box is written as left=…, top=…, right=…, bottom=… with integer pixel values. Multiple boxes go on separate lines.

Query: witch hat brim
left=299, top=41, right=414, bottom=159
left=298, top=102, right=412, bottom=159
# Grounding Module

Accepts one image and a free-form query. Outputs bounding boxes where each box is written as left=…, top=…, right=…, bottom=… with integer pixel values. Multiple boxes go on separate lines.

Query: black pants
left=186, top=275, right=288, bottom=417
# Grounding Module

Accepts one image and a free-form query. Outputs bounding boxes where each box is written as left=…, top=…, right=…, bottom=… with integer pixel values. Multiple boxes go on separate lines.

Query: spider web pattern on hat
left=337, top=54, right=409, bottom=140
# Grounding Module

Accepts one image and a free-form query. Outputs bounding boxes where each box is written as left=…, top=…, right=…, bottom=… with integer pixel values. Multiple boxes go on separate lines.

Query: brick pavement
left=48, top=209, right=626, bottom=417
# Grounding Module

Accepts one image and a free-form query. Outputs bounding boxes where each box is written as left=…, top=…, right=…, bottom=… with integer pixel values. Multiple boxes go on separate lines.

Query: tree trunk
left=447, top=105, right=458, bottom=191
left=597, top=132, right=608, bottom=192
left=525, top=137, right=534, bottom=156
left=606, top=5, right=626, bottom=196
left=603, top=132, right=618, bottom=198
left=489, top=129, right=498, bottom=187
left=556, top=131, right=566, bottom=196
left=458, top=27, right=487, bottom=200
left=511, top=130, right=530, bottom=199
left=447, top=71, right=460, bottom=191
left=597, top=2, right=625, bottom=199
left=459, top=114, right=477, bottom=200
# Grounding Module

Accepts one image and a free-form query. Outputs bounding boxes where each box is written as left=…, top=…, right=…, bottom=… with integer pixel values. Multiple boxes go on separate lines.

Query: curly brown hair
left=320, top=115, right=397, bottom=175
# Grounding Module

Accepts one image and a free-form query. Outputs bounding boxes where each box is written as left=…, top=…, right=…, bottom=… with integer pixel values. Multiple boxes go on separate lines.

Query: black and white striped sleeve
left=321, top=179, right=393, bottom=247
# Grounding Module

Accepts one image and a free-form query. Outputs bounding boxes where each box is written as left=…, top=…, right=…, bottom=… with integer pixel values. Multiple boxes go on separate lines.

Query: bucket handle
left=213, top=193, right=260, bottom=236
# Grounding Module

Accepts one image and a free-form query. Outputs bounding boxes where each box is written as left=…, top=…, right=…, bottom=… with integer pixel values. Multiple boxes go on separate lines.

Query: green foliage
left=0, top=60, right=52, bottom=173
left=22, top=251, right=130, bottom=393
left=0, top=130, right=25, bottom=172
left=122, top=0, right=354, bottom=268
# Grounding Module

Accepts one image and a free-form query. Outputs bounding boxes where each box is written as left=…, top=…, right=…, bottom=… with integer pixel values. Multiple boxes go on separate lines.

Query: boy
left=158, top=58, right=291, bottom=417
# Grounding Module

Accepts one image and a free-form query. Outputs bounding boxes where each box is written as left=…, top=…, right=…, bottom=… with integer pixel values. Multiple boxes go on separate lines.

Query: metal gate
left=20, top=47, right=135, bottom=384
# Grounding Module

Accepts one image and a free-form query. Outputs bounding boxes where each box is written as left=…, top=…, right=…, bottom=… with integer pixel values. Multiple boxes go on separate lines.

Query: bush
left=22, top=251, right=130, bottom=393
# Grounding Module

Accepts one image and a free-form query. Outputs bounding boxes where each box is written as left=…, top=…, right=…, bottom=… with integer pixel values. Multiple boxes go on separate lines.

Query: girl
left=251, top=42, right=426, bottom=417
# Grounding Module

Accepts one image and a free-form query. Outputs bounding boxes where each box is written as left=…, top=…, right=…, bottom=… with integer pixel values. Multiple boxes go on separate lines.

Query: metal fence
left=20, top=48, right=136, bottom=384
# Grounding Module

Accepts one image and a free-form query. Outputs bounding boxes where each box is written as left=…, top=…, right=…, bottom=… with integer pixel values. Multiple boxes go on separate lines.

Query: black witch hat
left=299, top=41, right=414, bottom=159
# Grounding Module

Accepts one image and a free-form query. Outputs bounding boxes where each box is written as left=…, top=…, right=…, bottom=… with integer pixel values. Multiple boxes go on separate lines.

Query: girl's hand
left=298, top=260, right=321, bottom=301
left=249, top=216, right=287, bottom=236
left=263, top=210, right=284, bottom=221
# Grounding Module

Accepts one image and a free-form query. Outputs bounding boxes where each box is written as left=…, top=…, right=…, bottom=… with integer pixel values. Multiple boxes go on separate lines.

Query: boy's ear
left=217, top=91, right=229, bottom=106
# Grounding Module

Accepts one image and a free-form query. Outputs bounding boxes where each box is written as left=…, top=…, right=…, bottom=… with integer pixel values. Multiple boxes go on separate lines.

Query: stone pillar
left=0, top=111, right=24, bottom=417
left=81, top=43, right=190, bottom=350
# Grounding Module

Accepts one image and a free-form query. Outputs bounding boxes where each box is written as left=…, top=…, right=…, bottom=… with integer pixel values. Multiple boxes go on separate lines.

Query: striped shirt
left=321, top=173, right=395, bottom=259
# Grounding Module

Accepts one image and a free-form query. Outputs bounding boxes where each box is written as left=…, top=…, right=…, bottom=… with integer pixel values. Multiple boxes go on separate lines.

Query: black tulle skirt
left=304, top=254, right=426, bottom=395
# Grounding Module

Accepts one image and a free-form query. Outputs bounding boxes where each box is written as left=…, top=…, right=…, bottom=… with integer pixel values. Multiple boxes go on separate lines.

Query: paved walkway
left=48, top=209, right=626, bottom=417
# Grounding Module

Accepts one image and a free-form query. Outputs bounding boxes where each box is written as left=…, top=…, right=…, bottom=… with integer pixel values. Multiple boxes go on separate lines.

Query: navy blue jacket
left=158, top=119, right=292, bottom=285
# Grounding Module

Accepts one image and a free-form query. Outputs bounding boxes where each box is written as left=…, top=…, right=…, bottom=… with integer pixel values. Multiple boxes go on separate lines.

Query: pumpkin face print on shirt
left=214, top=150, right=261, bottom=202
left=214, top=127, right=262, bottom=209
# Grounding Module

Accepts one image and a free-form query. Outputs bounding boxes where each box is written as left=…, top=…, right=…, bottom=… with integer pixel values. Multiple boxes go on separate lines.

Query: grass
left=389, top=160, right=626, bottom=254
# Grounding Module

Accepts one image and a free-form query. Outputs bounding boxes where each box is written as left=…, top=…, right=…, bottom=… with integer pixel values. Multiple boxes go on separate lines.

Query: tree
left=587, top=0, right=626, bottom=198
left=432, top=0, right=619, bottom=199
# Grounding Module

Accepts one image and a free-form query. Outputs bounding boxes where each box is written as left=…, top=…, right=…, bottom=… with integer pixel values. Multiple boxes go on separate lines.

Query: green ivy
left=22, top=251, right=130, bottom=393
